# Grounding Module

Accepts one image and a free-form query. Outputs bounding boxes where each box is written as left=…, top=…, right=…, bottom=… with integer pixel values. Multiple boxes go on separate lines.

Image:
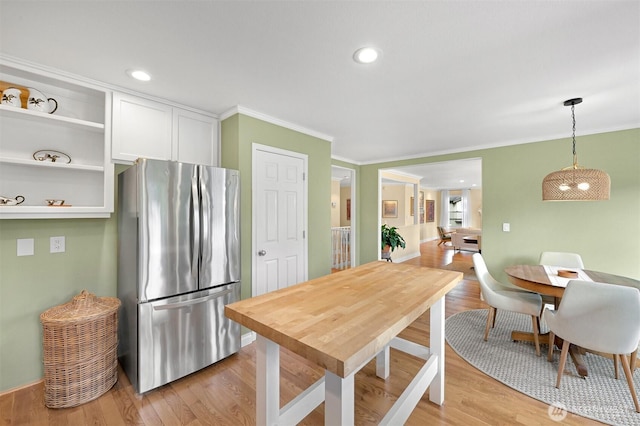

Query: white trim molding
left=220, top=105, right=334, bottom=143
left=241, top=331, right=256, bottom=347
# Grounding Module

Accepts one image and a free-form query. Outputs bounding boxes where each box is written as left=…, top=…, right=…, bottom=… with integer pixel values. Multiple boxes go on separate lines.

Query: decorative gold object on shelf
left=33, top=150, right=71, bottom=164
left=0, top=195, right=25, bottom=205
left=46, top=199, right=70, bottom=207
left=0, top=80, right=29, bottom=108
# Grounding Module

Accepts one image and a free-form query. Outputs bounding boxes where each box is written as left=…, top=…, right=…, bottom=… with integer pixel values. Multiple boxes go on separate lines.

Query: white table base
left=255, top=296, right=446, bottom=425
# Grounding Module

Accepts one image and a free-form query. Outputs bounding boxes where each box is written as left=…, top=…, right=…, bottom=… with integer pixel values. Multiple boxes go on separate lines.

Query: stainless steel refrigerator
left=117, top=158, right=241, bottom=394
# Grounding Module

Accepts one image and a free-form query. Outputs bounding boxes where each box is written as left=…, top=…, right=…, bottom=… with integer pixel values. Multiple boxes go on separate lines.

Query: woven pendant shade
left=542, top=97, right=610, bottom=201
left=542, top=167, right=610, bottom=201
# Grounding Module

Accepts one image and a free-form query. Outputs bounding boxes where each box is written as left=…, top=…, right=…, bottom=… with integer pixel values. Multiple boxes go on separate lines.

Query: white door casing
left=331, top=165, right=357, bottom=269
left=252, top=144, right=308, bottom=296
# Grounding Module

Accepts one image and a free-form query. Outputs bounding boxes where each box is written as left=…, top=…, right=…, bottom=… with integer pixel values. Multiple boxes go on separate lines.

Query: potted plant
left=381, top=224, right=406, bottom=261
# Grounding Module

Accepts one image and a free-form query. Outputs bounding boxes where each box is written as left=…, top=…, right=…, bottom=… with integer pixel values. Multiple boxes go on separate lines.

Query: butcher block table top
left=225, top=261, right=462, bottom=378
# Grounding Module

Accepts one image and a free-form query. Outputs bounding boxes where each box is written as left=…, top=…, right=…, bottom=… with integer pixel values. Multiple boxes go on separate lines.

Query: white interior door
left=252, top=144, right=307, bottom=296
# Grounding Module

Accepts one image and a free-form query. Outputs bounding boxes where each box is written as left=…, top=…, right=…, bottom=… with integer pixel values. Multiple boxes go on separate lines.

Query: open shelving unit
left=0, top=58, right=114, bottom=219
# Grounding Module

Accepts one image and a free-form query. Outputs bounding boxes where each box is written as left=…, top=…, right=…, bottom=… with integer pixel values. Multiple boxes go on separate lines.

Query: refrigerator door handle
left=191, top=173, right=201, bottom=279
left=199, top=166, right=210, bottom=282
left=153, top=289, right=233, bottom=310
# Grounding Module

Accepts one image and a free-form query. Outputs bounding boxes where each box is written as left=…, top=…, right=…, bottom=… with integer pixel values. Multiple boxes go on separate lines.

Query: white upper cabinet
left=0, top=58, right=114, bottom=219
left=111, top=92, right=172, bottom=162
left=173, top=108, right=219, bottom=166
left=112, top=93, right=218, bottom=166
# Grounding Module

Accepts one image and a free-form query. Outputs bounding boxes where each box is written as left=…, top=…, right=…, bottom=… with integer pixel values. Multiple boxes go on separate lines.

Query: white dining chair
left=543, top=280, right=640, bottom=413
left=539, top=251, right=585, bottom=310
left=472, top=253, right=543, bottom=356
left=540, top=252, right=639, bottom=375
left=539, top=251, right=584, bottom=269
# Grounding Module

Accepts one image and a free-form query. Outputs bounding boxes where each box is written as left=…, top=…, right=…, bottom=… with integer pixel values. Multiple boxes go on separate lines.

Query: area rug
left=446, top=309, right=640, bottom=425
left=440, top=261, right=477, bottom=281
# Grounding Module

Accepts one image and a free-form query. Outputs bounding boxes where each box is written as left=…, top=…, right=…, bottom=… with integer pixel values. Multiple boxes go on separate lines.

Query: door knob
left=258, top=250, right=267, bottom=256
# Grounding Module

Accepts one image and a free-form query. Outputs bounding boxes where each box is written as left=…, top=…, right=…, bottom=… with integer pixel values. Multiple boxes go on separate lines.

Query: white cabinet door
left=112, top=92, right=219, bottom=166
left=173, top=109, right=218, bottom=166
left=112, top=93, right=172, bottom=163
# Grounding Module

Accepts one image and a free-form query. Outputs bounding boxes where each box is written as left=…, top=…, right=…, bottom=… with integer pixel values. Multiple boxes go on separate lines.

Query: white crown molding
left=219, top=105, right=242, bottom=121
left=381, top=169, right=423, bottom=181
left=220, top=105, right=334, bottom=143
left=0, top=54, right=218, bottom=117
left=1, top=54, right=109, bottom=91
left=331, top=154, right=363, bottom=166
left=356, top=125, right=638, bottom=166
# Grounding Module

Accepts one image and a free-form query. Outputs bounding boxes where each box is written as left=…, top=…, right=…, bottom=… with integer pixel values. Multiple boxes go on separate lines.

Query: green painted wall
left=0, top=125, right=636, bottom=392
left=221, top=114, right=333, bottom=301
left=360, top=128, right=640, bottom=282
left=0, top=164, right=130, bottom=391
left=0, top=110, right=334, bottom=392
left=0, top=214, right=118, bottom=391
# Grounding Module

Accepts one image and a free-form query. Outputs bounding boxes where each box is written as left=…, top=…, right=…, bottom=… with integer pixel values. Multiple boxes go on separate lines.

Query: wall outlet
left=502, top=223, right=510, bottom=232
left=50, top=236, right=65, bottom=253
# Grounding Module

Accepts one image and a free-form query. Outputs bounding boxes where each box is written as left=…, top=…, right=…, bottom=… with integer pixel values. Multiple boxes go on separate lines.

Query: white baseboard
left=241, top=331, right=256, bottom=347
left=392, top=252, right=421, bottom=263
left=421, top=237, right=438, bottom=243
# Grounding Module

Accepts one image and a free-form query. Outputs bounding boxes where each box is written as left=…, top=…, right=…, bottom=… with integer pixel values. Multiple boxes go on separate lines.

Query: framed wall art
left=426, top=199, right=435, bottom=222
left=382, top=200, right=398, bottom=218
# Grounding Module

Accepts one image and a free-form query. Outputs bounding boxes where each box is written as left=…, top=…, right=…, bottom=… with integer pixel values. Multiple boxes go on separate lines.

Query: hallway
left=403, top=238, right=475, bottom=269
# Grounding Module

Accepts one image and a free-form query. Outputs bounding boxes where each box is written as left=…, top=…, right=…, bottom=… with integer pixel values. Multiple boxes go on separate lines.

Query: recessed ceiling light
left=127, top=69, right=151, bottom=82
left=459, top=180, right=465, bottom=183
left=353, top=47, right=380, bottom=64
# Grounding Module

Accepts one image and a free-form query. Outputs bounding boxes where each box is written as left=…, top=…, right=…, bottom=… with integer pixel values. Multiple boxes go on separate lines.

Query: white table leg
left=325, top=370, right=355, bottom=426
left=429, top=296, right=445, bottom=404
left=376, top=344, right=390, bottom=379
left=256, top=335, right=280, bottom=425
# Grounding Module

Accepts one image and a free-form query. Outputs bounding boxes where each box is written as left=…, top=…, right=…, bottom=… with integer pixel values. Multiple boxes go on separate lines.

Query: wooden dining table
left=225, top=261, right=462, bottom=425
left=505, top=264, right=640, bottom=376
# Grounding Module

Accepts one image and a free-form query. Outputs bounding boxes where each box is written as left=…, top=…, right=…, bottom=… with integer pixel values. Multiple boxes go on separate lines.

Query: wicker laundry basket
left=40, top=290, right=121, bottom=408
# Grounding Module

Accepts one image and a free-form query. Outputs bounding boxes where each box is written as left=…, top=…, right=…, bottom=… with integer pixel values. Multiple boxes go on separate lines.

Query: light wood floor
left=1, top=241, right=601, bottom=425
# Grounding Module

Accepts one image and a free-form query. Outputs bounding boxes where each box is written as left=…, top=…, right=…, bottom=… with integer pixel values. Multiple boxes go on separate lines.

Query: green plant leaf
left=381, top=224, right=406, bottom=252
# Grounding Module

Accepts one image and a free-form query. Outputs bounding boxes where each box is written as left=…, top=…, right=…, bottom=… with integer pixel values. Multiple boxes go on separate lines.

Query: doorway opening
left=331, top=165, right=356, bottom=272
left=378, top=158, right=482, bottom=261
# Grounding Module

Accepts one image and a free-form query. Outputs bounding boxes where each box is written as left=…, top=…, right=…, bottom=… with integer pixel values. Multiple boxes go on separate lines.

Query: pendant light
left=542, top=98, right=610, bottom=201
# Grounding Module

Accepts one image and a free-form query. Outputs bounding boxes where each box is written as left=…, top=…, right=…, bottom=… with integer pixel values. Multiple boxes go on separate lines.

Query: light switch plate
left=502, top=223, right=510, bottom=232
left=17, top=238, right=34, bottom=256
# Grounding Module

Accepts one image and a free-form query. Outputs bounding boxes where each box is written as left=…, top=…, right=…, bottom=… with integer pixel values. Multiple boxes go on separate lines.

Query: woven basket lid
left=40, top=290, right=121, bottom=324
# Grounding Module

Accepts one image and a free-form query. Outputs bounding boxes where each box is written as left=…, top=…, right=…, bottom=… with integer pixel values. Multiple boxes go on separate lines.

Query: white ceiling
left=1, top=1, right=638, bottom=167
left=382, top=158, right=482, bottom=190
left=333, top=158, right=481, bottom=190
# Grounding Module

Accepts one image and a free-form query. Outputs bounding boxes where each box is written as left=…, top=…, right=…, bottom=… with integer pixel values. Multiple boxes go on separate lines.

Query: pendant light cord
left=570, top=102, right=579, bottom=168
left=571, top=103, right=576, bottom=157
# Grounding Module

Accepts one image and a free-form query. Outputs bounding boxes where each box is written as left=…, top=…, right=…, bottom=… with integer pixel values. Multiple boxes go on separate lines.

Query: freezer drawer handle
left=153, top=289, right=233, bottom=310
